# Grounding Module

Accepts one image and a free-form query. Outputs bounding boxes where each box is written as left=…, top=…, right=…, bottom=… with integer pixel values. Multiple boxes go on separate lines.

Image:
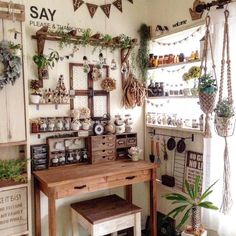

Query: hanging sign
left=100, top=4, right=111, bottom=18
left=86, top=3, right=98, bottom=18
left=73, top=0, right=84, bottom=12
left=113, top=0, right=123, bottom=12
left=0, top=187, right=28, bottom=235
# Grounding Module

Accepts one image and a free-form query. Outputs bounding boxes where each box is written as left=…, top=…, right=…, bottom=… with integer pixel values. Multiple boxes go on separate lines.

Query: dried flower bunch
left=182, top=66, right=201, bottom=81
left=101, top=77, right=116, bottom=92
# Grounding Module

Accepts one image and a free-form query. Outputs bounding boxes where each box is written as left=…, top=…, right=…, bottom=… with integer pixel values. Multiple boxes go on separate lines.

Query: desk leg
left=150, top=168, right=157, bottom=236
left=125, top=184, right=132, bottom=203
left=48, top=197, right=57, bottom=236
left=34, top=178, right=41, bottom=236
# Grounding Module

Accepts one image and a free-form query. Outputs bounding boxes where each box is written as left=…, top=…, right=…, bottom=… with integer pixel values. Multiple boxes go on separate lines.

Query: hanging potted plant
left=214, top=98, right=235, bottom=137
left=163, top=176, right=218, bottom=236
left=30, top=79, right=42, bottom=104
left=33, top=50, right=59, bottom=80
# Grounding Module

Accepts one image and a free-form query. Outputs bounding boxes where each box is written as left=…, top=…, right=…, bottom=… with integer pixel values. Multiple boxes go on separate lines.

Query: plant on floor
left=136, top=24, right=150, bottom=82
left=0, top=159, right=27, bottom=182
left=163, top=176, right=218, bottom=236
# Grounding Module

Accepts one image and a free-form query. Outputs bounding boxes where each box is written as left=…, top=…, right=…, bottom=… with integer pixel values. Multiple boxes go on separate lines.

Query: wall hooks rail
left=148, top=128, right=195, bottom=142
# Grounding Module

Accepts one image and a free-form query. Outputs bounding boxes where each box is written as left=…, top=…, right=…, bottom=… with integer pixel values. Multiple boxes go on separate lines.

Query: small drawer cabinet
left=88, top=135, right=116, bottom=163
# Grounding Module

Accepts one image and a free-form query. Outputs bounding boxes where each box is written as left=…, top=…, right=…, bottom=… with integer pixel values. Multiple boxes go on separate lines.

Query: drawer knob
left=74, top=185, right=87, bottom=189
left=126, top=176, right=136, bottom=180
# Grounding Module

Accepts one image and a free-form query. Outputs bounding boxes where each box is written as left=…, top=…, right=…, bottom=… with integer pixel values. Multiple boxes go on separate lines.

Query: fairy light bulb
left=111, top=59, right=117, bottom=70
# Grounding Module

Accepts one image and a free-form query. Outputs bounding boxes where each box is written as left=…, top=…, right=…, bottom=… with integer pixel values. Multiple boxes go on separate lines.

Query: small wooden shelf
left=156, top=179, right=187, bottom=195
left=146, top=124, right=203, bottom=134
left=0, top=141, right=27, bottom=148
left=147, top=96, right=198, bottom=100
left=31, top=130, right=76, bottom=135
left=148, top=59, right=201, bottom=71
left=0, top=181, right=28, bottom=190
left=29, top=102, right=70, bottom=110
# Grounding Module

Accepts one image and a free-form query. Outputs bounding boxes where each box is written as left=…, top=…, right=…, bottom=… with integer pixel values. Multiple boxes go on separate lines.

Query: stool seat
left=71, top=195, right=142, bottom=236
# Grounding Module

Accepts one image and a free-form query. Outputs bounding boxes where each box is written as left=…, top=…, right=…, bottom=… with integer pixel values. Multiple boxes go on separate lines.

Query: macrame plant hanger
left=199, top=14, right=218, bottom=138
left=215, top=9, right=235, bottom=214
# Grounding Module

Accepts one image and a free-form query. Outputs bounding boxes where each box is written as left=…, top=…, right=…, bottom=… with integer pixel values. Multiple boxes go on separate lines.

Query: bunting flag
left=86, top=3, right=98, bottom=18
left=73, top=0, right=134, bottom=18
left=113, top=0, right=122, bottom=12
left=73, top=0, right=84, bottom=12
left=100, top=4, right=111, bottom=18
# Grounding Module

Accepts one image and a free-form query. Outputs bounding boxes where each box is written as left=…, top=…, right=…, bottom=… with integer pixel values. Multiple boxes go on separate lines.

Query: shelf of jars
left=147, top=95, right=198, bottom=99
left=148, top=59, right=201, bottom=70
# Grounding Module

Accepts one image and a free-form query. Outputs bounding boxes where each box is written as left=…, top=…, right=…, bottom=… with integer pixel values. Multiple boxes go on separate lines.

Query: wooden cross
left=69, top=63, right=110, bottom=120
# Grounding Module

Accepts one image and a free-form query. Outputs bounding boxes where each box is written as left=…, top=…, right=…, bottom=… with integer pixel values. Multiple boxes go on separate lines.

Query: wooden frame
left=0, top=1, right=25, bottom=22
left=69, top=63, right=110, bottom=120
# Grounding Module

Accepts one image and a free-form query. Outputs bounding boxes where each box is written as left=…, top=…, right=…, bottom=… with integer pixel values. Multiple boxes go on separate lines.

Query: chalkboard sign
left=184, top=151, right=203, bottom=192
left=0, top=187, right=28, bottom=235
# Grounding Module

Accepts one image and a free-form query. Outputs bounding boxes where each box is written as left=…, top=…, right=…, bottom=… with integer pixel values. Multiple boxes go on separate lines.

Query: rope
left=221, top=137, right=233, bottom=214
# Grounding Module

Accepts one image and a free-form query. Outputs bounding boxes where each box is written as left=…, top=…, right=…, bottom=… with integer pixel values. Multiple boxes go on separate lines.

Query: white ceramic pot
left=71, top=120, right=81, bottom=131
left=82, top=123, right=90, bottom=131
left=30, top=94, right=41, bottom=104
left=215, top=115, right=235, bottom=137
left=115, top=124, right=125, bottom=134
left=182, top=230, right=207, bottom=236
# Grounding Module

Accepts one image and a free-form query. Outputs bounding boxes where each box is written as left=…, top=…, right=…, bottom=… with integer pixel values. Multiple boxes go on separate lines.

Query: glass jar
left=164, top=55, right=169, bottom=64
left=158, top=56, right=164, bottom=65
left=153, top=55, right=158, bottom=67
left=149, top=54, right=154, bottom=67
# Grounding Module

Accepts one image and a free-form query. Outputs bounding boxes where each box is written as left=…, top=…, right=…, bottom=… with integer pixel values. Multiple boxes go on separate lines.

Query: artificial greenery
left=0, top=40, right=22, bottom=90
left=33, top=50, right=59, bottom=69
left=136, top=24, right=150, bottom=82
left=198, top=74, right=217, bottom=94
left=163, top=176, right=218, bottom=231
left=56, top=29, right=74, bottom=49
left=0, top=159, right=27, bottom=182
left=80, top=28, right=92, bottom=47
left=119, top=34, right=133, bottom=49
left=182, top=66, right=201, bottom=82
left=215, top=98, right=235, bottom=118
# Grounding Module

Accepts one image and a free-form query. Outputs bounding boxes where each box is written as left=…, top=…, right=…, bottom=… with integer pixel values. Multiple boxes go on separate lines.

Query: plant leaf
left=198, top=201, right=218, bottom=210
left=176, top=207, right=192, bottom=230
left=193, top=176, right=200, bottom=199
left=166, top=205, right=188, bottom=219
left=199, top=179, right=218, bottom=202
left=185, top=179, right=194, bottom=199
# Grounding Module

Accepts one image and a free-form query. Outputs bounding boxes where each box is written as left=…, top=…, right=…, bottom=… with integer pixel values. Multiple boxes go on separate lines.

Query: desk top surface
left=33, top=160, right=157, bottom=187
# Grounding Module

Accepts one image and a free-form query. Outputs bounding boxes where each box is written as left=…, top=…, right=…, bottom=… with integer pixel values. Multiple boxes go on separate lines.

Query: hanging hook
left=205, top=15, right=211, bottom=28
left=224, top=9, right=230, bottom=19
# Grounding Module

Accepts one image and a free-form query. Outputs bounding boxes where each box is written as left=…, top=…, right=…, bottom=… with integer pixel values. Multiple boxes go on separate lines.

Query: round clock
left=93, top=123, right=104, bottom=135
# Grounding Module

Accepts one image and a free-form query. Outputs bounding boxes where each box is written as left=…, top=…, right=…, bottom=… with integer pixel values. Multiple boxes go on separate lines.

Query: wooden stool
left=71, top=194, right=142, bottom=236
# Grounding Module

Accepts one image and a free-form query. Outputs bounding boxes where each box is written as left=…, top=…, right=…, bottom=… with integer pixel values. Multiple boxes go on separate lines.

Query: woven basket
left=199, top=92, right=217, bottom=114
left=215, top=115, right=235, bottom=137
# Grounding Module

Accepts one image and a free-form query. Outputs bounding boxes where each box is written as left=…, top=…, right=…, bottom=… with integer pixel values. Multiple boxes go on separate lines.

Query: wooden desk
left=33, top=160, right=157, bottom=236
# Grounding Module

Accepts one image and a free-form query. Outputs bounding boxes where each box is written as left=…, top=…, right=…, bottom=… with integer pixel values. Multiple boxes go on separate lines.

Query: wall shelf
left=29, top=102, right=70, bottom=110
left=147, top=96, right=198, bottom=99
left=147, top=124, right=203, bottom=134
left=148, top=59, right=201, bottom=71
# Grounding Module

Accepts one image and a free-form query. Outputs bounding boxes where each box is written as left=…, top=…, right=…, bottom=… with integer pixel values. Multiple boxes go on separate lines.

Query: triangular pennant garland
left=86, top=3, right=98, bottom=18
left=127, top=0, right=133, bottom=3
left=73, top=0, right=84, bottom=11
left=100, top=4, right=111, bottom=18
left=113, top=0, right=122, bottom=12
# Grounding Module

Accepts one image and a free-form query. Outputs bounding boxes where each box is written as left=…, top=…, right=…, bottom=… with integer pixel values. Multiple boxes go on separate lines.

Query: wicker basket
left=199, top=92, right=217, bottom=114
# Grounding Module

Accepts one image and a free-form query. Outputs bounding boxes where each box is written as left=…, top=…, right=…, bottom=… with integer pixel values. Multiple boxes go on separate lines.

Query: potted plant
left=33, top=50, right=59, bottom=80
left=163, top=176, right=218, bottom=236
left=215, top=98, right=235, bottom=137
left=30, top=80, right=42, bottom=104
left=0, top=159, right=27, bottom=184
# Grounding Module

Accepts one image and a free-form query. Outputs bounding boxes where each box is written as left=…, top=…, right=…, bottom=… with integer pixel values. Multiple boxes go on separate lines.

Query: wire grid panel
left=173, top=150, right=186, bottom=191
left=93, top=96, right=107, bottom=117
left=72, top=66, right=88, bottom=90
left=74, top=96, right=88, bottom=110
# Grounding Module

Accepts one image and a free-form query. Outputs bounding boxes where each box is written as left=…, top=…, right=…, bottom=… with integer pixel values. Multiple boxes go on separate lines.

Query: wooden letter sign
left=0, top=187, right=28, bottom=235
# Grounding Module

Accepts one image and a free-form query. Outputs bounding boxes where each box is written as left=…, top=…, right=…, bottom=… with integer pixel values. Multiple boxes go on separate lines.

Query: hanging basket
left=199, top=92, right=216, bottom=114
left=215, top=115, right=235, bottom=137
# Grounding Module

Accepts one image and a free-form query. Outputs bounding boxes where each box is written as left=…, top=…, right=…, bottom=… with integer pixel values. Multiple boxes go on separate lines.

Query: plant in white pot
left=214, top=98, right=235, bottom=137
left=163, top=176, right=218, bottom=236
left=30, top=80, right=42, bottom=104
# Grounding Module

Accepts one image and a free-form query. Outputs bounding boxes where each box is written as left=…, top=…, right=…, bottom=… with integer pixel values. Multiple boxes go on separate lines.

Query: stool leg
left=134, top=212, right=141, bottom=236
left=71, top=209, right=80, bottom=236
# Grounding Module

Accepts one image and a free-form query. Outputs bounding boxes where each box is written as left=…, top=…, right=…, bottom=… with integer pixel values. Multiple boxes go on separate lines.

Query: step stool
left=71, top=194, right=142, bottom=236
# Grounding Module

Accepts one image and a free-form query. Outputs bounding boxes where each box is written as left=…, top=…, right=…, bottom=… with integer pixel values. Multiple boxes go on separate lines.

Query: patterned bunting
left=113, top=0, right=122, bottom=12
left=86, top=3, right=98, bottom=18
left=73, top=0, right=84, bottom=12
left=127, top=0, right=133, bottom=3
left=100, top=4, right=111, bottom=18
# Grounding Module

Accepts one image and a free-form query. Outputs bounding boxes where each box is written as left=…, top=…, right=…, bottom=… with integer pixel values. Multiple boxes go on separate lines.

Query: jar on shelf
left=159, top=82, right=164, bottom=96
left=152, top=55, right=158, bottom=67
left=195, top=50, right=199, bottom=60
left=164, top=55, right=169, bottom=64
left=148, top=80, right=155, bottom=97
left=164, top=83, right=170, bottom=96
left=146, top=112, right=152, bottom=124
left=179, top=53, right=185, bottom=62
left=51, top=155, right=59, bottom=167
left=152, top=82, right=159, bottom=96
left=158, top=56, right=164, bottom=65
left=149, top=54, right=154, bottom=67
left=169, top=85, right=174, bottom=96
left=169, top=54, right=175, bottom=64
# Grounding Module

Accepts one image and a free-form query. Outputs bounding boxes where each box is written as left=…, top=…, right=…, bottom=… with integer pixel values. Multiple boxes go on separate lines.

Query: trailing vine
left=136, top=24, right=150, bottom=82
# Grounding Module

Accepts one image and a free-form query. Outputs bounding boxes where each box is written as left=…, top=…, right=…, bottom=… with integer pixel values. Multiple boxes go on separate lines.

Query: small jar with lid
left=51, top=155, right=59, bottom=167
left=164, top=55, right=169, bottom=64
left=158, top=56, right=164, bottom=65
left=59, top=154, right=66, bottom=165
left=67, top=152, right=74, bottom=164
left=159, top=82, right=165, bottom=96
left=149, top=54, right=154, bottom=67
left=152, top=55, right=158, bottom=67
left=169, top=54, right=175, bottom=64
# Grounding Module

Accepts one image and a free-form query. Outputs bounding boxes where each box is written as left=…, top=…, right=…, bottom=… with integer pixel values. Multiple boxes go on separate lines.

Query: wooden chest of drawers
left=88, top=135, right=116, bottom=163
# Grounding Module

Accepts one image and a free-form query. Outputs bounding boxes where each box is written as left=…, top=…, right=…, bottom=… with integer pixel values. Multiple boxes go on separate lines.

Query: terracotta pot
left=215, top=115, right=235, bottom=137
left=30, top=94, right=41, bottom=104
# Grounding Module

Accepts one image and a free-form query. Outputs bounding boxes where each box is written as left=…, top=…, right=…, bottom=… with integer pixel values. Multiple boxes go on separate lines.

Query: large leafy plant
left=163, top=176, right=218, bottom=232
left=33, top=50, right=59, bottom=69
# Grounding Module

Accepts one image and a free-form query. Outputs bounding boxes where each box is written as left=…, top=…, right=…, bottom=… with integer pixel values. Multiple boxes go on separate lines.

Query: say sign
left=30, top=6, right=56, bottom=21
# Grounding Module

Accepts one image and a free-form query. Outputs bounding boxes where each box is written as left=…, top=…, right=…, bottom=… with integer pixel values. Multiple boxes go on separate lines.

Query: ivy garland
left=0, top=41, right=22, bottom=90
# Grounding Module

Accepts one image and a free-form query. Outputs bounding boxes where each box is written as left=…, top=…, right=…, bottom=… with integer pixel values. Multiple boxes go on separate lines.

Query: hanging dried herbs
left=136, top=24, right=150, bottom=82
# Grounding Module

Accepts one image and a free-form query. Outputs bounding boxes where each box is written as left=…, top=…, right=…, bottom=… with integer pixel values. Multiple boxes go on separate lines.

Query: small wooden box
left=88, top=135, right=116, bottom=164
